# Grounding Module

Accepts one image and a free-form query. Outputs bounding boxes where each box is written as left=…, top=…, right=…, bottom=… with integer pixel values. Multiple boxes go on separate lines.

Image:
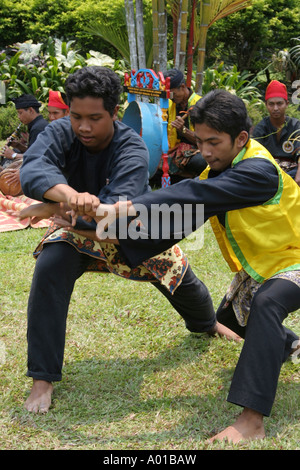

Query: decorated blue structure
left=123, top=69, right=171, bottom=188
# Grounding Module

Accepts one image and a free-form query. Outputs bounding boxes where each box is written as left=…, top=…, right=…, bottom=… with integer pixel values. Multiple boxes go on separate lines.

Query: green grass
left=0, top=224, right=299, bottom=450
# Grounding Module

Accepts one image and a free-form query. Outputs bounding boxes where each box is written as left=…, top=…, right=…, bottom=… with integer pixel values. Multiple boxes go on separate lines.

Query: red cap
left=48, top=90, right=69, bottom=110
left=265, top=80, right=288, bottom=101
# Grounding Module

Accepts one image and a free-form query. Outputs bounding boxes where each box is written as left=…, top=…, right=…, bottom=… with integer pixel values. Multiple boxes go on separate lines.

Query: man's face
left=70, top=97, right=118, bottom=153
left=266, top=97, right=288, bottom=121
left=17, top=108, right=35, bottom=125
left=170, top=84, right=186, bottom=105
left=194, top=123, right=248, bottom=172
left=48, top=106, right=69, bottom=122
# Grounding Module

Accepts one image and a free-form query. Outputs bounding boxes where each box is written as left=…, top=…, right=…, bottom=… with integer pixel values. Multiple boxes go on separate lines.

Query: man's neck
left=269, top=115, right=286, bottom=129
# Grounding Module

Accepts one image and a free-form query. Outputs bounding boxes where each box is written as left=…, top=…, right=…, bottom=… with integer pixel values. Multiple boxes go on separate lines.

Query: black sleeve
left=118, top=158, right=279, bottom=266
left=20, top=119, right=76, bottom=201
left=28, top=120, right=48, bottom=147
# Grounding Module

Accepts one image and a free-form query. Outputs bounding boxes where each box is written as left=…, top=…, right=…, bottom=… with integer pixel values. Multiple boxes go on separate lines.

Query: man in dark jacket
left=0, top=94, right=48, bottom=191
left=1, top=94, right=48, bottom=163
left=252, top=80, right=300, bottom=185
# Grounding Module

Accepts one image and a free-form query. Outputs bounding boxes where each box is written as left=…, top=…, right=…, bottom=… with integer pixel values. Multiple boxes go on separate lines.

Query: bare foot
left=24, top=379, right=53, bottom=414
left=208, top=408, right=265, bottom=444
left=208, top=321, right=243, bottom=343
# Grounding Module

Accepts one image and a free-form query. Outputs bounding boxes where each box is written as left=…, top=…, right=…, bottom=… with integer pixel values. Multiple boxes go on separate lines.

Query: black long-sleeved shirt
left=119, top=157, right=280, bottom=267
left=252, top=116, right=300, bottom=160
left=27, top=114, right=48, bottom=147
left=20, top=116, right=151, bottom=230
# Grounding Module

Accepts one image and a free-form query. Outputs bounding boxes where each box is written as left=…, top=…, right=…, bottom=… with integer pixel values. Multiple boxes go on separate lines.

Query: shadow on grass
left=11, top=334, right=300, bottom=449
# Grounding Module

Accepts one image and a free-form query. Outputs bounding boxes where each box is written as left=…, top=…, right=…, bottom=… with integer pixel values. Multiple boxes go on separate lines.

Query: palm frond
left=85, top=23, right=130, bottom=64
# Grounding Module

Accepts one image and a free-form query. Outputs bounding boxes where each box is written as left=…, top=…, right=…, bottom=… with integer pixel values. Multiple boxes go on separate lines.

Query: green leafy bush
left=0, top=102, right=20, bottom=140
left=0, top=38, right=120, bottom=103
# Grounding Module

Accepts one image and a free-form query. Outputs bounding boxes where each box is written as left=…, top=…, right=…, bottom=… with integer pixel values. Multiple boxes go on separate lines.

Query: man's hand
left=67, top=192, right=100, bottom=218
left=1, top=145, right=21, bottom=160
left=2, top=168, right=20, bottom=186
left=170, top=115, right=196, bottom=144
left=171, top=115, right=185, bottom=133
left=10, top=202, right=60, bottom=224
left=42, top=185, right=100, bottom=225
left=95, top=200, right=134, bottom=241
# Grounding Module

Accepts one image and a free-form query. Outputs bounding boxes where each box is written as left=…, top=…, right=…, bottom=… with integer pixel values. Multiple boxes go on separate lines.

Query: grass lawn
left=0, top=222, right=299, bottom=450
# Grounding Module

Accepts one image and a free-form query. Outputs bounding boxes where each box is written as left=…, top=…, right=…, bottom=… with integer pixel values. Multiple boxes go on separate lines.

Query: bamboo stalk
left=125, top=0, right=138, bottom=70
left=174, top=0, right=189, bottom=72
left=186, top=0, right=197, bottom=86
left=195, top=0, right=253, bottom=93
left=152, top=0, right=159, bottom=71
left=158, top=0, right=167, bottom=72
left=195, top=0, right=210, bottom=93
left=136, top=0, right=146, bottom=69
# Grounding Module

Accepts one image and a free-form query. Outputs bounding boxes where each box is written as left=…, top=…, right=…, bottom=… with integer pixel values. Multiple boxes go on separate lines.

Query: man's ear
left=112, top=105, right=120, bottom=121
left=236, top=130, right=249, bottom=149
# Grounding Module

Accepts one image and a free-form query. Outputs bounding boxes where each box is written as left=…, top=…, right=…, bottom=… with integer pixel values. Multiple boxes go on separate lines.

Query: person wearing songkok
left=47, top=90, right=69, bottom=122
left=1, top=94, right=48, bottom=162
left=0, top=94, right=48, bottom=193
left=252, top=80, right=300, bottom=185
left=160, top=68, right=207, bottom=180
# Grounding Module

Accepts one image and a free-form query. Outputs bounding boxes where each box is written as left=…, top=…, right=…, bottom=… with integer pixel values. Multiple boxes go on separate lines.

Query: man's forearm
left=43, top=184, right=78, bottom=203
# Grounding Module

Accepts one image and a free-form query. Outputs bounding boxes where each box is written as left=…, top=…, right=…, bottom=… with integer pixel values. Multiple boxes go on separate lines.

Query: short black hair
left=65, top=66, right=122, bottom=116
left=190, top=89, right=252, bottom=143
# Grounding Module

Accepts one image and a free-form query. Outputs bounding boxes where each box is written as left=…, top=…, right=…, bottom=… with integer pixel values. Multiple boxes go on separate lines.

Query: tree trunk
left=179, top=0, right=189, bottom=72
left=196, top=0, right=210, bottom=94
left=172, top=2, right=178, bottom=62
left=152, top=0, right=159, bottom=72
left=174, top=0, right=182, bottom=68
left=175, top=0, right=188, bottom=72
left=186, top=0, right=196, bottom=87
left=194, top=0, right=253, bottom=93
left=136, top=0, right=146, bottom=69
left=158, top=0, right=167, bottom=72
left=125, top=0, right=138, bottom=70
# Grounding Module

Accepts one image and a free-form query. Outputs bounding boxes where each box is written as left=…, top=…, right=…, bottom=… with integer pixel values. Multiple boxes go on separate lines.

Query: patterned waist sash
left=33, top=222, right=188, bottom=294
left=224, top=269, right=300, bottom=326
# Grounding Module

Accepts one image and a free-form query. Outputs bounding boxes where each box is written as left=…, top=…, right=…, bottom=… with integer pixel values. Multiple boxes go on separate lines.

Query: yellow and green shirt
left=201, top=139, right=300, bottom=282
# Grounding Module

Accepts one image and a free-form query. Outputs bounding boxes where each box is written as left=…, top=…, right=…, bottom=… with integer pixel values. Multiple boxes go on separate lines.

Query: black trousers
left=27, top=242, right=216, bottom=382
left=217, top=278, right=300, bottom=417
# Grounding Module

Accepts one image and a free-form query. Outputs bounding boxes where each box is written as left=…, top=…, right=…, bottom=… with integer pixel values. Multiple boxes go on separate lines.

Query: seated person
left=160, top=69, right=207, bottom=180
left=252, top=80, right=300, bottom=185
left=0, top=94, right=48, bottom=195
left=47, top=90, right=69, bottom=122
